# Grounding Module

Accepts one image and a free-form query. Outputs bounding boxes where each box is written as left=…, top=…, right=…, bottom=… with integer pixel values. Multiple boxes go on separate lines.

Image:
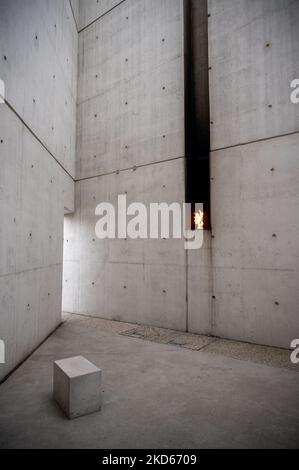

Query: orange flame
left=194, top=210, right=204, bottom=230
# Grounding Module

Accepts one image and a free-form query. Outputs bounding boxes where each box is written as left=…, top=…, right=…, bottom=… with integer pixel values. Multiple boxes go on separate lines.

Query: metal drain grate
left=120, top=325, right=214, bottom=351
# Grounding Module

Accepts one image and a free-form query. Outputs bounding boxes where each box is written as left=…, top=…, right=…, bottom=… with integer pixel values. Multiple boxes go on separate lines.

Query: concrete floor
left=0, top=314, right=298, bottom=449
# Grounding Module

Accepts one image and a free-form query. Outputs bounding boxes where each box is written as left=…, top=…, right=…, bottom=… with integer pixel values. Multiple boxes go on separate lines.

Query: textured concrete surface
left=210, top=133, right=299, bottom=347
left=64, top=0, right=212, bottom=334
left=0, top=104, right=74, bottom=381
left=63, top=158, right=188, bottom=331
left=208, top=0, right=299, bottom=150
left=0, top=314, right=298, bottom=449
left=70, top=0, right=79, bottom=30
left=62, top=0, right=299, bottom=349
left=0, top=0, right=76, bottom=381
left=1, top=0, right=299, bottom=390
left=207, top=0, right=299, bottom=348
left=76, top=0, right=184, bottom=179
left=78, top=0, right=125, bottom=32
left=0, top=0, right=78, bottom=177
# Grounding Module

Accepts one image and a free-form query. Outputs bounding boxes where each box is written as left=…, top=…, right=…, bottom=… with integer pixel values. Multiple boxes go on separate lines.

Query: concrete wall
left=63, top=0, right=193, bottom=331
left=0, top=0, right=77, bottom=380
left=208, top=0, right=299, bottom=347
left=70, top=0, right=80, bottom=30
left=42, top=0, right=298, bottom=350
left=76, top=0, right=185, bottom=179
left=78, top=0, right=125, bottom=31
left=1, top=0, right=295, bottom=357
left=63, top=160, right=188, bottom=330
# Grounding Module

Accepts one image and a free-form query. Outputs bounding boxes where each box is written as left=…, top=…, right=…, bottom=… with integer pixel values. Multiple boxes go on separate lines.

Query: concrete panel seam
left=0, top=263, right=63, bottom=280
left=77, top=53, right=184, bottom=107
left=211, top=130, right=299, bottom=153
left=3, top=100, right=75, bottom=182
left=0, top=321, right=63, bottom=386
left=211, top=266, right=295, bottom=273
left=69, top=0, right=79, bottom=32
left=76, top=155, right=186, bottom=182
left=78, top=0, right=127, bottom=34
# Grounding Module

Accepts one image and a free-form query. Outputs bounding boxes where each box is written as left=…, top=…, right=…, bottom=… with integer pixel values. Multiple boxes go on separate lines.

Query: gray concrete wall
left=208, top=0, right=299, bottom=347
left=0, top=0, right=77, bottom=380
left=0, top=0, right=77, bottom=178
left=63, top=160, right=188, bottom=330
left=76, top=0, right=185, bottom=179
left=70, top=0, right=80, bottom=30
left=63, top=0, right=194, bottom=331
left=64, top=0, right=299, bottom=349
left=78, top=0, right=125, bottom=31
left=66, top=0, right=299, bottom=348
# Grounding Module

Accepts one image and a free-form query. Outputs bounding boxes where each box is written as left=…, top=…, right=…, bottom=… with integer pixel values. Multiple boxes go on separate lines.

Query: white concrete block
left=53, top=356, right=102, bottom=419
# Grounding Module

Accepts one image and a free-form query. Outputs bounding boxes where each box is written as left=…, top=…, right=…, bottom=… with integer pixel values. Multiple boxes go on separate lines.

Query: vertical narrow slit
left=185, top=0, right=211, bottom=229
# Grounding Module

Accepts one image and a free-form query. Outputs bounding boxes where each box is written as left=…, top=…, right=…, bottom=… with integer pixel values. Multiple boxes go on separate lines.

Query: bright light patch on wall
left=0, top=79, right=5, bottom=104
left=0, top=340, right=5, bottom=364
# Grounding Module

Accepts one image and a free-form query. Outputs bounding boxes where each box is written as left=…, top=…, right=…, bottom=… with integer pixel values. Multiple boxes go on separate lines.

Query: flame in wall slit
left=194, top=210, right=204, bottom=230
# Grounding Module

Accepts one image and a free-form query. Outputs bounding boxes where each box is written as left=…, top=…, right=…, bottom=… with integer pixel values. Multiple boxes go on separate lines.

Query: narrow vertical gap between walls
left=184, top=0, right=211, bottom=333
left=183, top=0, right=191, bottom=332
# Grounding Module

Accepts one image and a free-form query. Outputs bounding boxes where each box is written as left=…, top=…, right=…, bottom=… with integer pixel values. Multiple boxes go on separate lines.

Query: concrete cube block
left=53, top=356, right=101, bottom=419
